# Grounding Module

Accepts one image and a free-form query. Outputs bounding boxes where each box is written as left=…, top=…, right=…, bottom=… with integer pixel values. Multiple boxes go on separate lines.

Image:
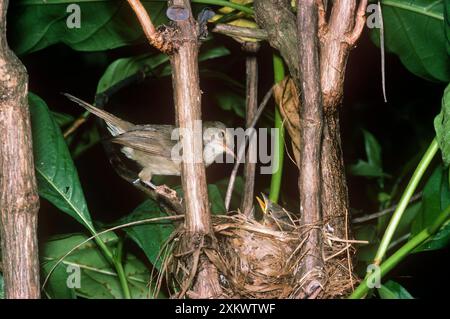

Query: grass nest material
left=153, top=212, right=358, bottom=299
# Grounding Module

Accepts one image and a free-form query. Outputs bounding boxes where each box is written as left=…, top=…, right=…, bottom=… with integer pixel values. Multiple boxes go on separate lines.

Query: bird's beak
left=223, top=144, right=236, bottom=159
left=256, top=195, right=267, bottom=213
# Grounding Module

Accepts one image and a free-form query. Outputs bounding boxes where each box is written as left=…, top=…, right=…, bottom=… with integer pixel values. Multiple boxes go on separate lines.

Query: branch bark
left=295, top=0, right=325, bottom=298
left=256, top=0, right=368, bottom=296
left=168, top=0, right=222, bottom=298
left=0, top=0, right=40, bottom=299
left=240, top=42, right=260, bottom=217
left=254, top=0, right=300, bottom=85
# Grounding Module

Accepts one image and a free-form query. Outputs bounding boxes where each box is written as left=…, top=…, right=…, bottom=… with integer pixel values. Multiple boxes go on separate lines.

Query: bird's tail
left=63, top=93, right=133, bottom=135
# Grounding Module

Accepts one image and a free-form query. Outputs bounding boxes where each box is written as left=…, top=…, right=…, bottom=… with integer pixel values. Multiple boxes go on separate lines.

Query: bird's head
left=202, top=121, right=234, bottom=165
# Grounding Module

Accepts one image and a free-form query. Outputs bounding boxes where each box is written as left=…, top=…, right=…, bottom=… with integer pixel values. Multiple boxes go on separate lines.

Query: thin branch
left=212, top=24, right=268, bottom=40
left=352, top=192, right=422, bottom=224
left=225, top=88, right=273, bottom=210
left=346, top=0, right=369, bottom=45
left=240, top=42, right=260, bottom=217
left=296, top=0, right=325, bottom=298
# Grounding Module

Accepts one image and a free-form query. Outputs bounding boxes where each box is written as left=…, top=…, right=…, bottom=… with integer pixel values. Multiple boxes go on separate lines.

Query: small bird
left=64, top=93, right=234, bottom=189
left=256, top=193, right=297, bottom=231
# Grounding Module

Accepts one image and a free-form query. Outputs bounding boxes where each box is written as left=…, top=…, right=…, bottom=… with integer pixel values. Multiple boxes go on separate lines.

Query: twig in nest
left=224, top=88, right=273, bottom=210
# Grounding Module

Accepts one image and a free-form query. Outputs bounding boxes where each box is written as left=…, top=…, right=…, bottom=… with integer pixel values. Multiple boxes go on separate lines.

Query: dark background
left=18, top=26, right=449, bottom=298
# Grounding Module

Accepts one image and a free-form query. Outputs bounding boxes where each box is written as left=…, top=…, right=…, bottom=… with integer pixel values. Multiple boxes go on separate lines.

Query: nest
left=153, top=213, right=358, bottom=299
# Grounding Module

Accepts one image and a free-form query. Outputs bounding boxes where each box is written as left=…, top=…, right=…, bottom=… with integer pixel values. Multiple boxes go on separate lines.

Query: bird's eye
left=218, top=131, right=225, bottom=138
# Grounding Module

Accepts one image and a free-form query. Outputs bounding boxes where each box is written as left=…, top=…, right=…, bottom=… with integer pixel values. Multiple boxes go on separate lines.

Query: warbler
left=256, top=193, right=297, bottom=231
left=64, top=94, right=234, bottom=189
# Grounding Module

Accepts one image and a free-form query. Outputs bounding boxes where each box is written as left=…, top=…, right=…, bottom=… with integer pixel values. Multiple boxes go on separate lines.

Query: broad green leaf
left=10, top=0, right=168, bottom=55
left=96, top=53, right=169, bottom=95
left=118, top=199, right=174, bottom=271
left=349, top=130, right=386, bottom=179
left=417, top=219, right=450, bottom=251
left=42, top=232, right=157, bottom=299
left=434, top=84, right=450, bottom=166
left=208, top=184, right=227, bottom=214
left=445, top=0, right=450, bottom=55
left=96, top=44, right=230, bottom=94
left=29, top=93, right=95, bottom=232
left=411, top=166, right=450, bottom=252
left=363, top=130, right=382, bottom=169
left=349, top=160, right=385, bottom=178
left=372, top=0, right=450, bottom=82
left=214, top=90, right=246, bottom=118
left=378, top=281, right=414, bottom=299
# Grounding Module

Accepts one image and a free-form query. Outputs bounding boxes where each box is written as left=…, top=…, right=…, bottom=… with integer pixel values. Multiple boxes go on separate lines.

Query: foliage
left=372, top=0, right=450, bottom=82
left=42, top=232, right=159, bottom=299
left=434, top=84, right=450, bottom=165
left=378, top=280, right=413, bottom=299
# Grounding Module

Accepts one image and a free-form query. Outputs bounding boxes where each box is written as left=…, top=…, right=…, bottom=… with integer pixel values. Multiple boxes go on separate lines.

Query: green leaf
left=10, top=0, right=168, bottom=55
left=349, top=130, right=386, bottom=179
left=445, top=0, right=450, bottom=55
left=42, top=232, right=157, bottom=299
left=349, top=160, right=385, bottom=178
left=96, top=53, right=169, bottom=95
left=412, top=167, right=443, bottom=233
left=29, top=93, right=95, bottom=232
left=378, top=281, right=414, bottom=299
left=214, top=90, right=246, bottom=118
left=208, top=184, right=226, bottom=214
left=434, top=83, right=450, bottom=166
left=418, top=220, right=450, bottom=251
left=372, top=0, right=450, bottom=82
left=363, top=130, right=382, bottom=169
left=411, top=166, right=450, bottom=252
left=96, top=44, right=230, bottom=94
left=118, top=200, right=174, bottom=270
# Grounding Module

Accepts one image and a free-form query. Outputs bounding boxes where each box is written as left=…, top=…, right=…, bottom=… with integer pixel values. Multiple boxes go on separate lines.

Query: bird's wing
left=111, top=125, right=178, bottom=159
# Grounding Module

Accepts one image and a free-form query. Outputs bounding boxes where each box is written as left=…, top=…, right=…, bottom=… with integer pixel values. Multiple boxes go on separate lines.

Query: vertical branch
left=296, top=0, right=325, bottom=297
left=0, top=0, right=40, bottom=299
left=168, top=0, right=222, bottom=298
left=319, top=0, right=367, bottom=244
left=240, top=42, right=259, bottom=217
